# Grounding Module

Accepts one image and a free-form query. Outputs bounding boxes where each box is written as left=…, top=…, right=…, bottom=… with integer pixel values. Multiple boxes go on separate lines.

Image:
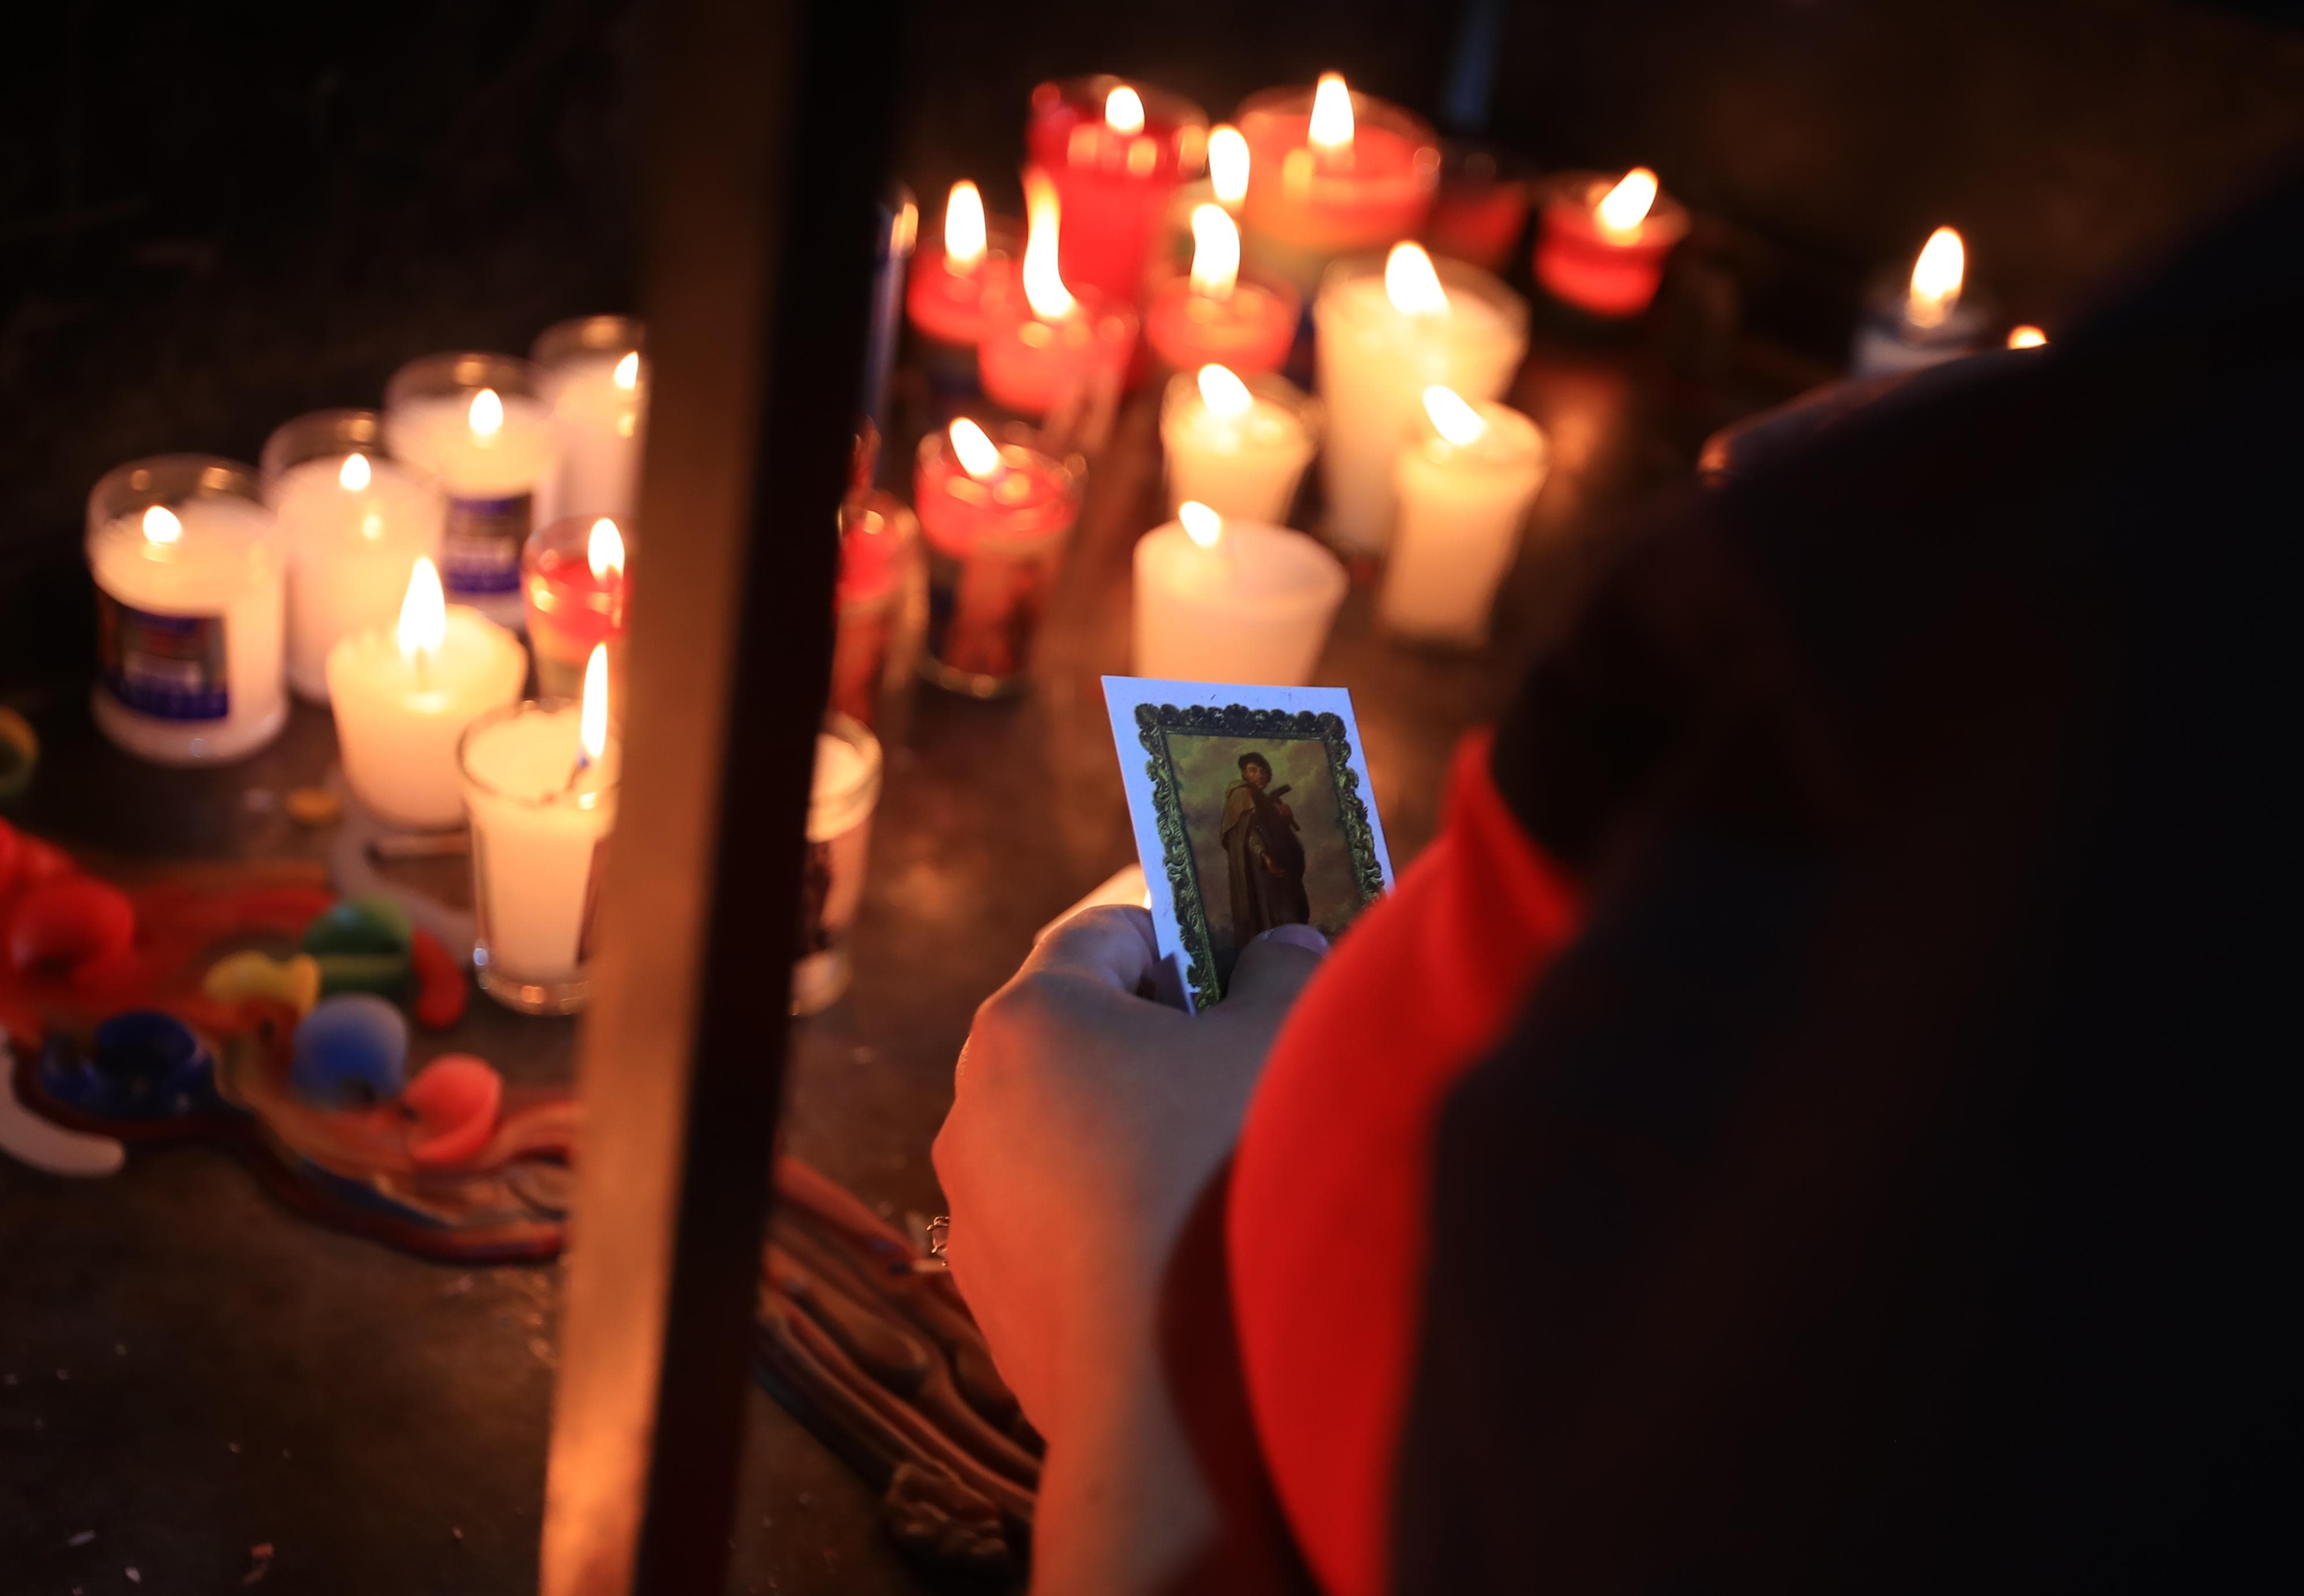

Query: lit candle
left=1159, top=363, right=1321, bottom=524
left=533, top=316, right=648, bottom=530
left=1143, top=204, right=1302, bottom=376
left=2006, top=323, right=2049, bottom=349
left=85, top=456, right=286, bottom=765
left=1132, top=501, right=1347, bottom=685
left=455, top=644, right=620, bottom=1014
left=1024, top=75, right=1207, bottom=305
left=1532, top=166, right=1691, bottom=319
left=326, top=557, right=527, bottom=828
left=1236, top=72, right=1442, bottom=296
left=522, top=515, right=630, bottom=704
left=383, top=353, right=558, bottom=628
left=1313, top=241, right=1529, bottom=557
left=913, top=418, right=1084, bottom=695
left=904, top=180, right=1018, bottom=350
left=976, top=173, right=1141, bottom=424
left=263, top=410, right=444, bottom=703
left=1379, top=386, right=1550, bottom=646
left=1850, top=227, right=1993, bottom=376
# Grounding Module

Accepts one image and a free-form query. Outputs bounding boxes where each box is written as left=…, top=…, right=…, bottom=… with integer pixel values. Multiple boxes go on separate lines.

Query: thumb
left=1221, top=924, right=1328, bottom=1021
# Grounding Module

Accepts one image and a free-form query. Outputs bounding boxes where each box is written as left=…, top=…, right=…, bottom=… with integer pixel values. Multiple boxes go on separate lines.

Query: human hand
left=1272, top=800, right=1293, bottom=823
left=931, top=905, right=1326, bottom=1436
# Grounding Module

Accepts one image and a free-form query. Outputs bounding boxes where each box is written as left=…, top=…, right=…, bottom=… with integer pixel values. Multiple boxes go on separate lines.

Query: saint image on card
left=1104, top=677, right=1393, bottom=1010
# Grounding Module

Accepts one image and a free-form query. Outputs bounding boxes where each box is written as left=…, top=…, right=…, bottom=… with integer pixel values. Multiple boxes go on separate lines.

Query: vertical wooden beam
left=539, top=1, right=900, bottom=1591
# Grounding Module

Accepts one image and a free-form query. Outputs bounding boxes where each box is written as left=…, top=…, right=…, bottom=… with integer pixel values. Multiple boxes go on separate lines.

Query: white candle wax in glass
left=263, top=409, right=444, bottom=702
left=1132, top=502, right=1348, bottom=686
left=384, top=352, right=557, bottom=629
left=85, top=456, right=287, bottom=766
left=791, top=713, right=884, bottom=1017
left=1313, top=245, right=1528, bottom=557
left=1159, top=366, right=1322, bottom=525
left=457, top=691, right=620, bottom=1015
left=533, top=316, right=647, bottom=529
left=1380, top=388, right=1550, bottom=646
left=326, top=560, right=527, bottom=829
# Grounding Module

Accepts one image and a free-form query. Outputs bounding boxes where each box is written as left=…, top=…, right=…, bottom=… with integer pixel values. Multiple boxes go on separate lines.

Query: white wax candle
left=791, top=726, right=882, bottom=1016
left=385, top=387, right=557, bottom=624
left=87, top=494, right=286, bottom=765
left=274, top=453, right=443, bottom=702
left=1380, top=393, right=1550, bottom=645
left=1159, top=370, right=1319, bottom=525
left=326, top=606, right=526, bottom=829
left=1313, top=251, right=1527, bottom=557
left=538, top=348, right=647, bottom=528
left=1132, top=512, right=1348, bottom=686
left=460, top=705, right=620, bottom=994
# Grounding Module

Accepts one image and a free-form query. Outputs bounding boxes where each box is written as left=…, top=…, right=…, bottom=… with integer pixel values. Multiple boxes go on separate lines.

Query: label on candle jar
left=442, top=493, right=532, bottom=597
left=95, top=594, right=229, bottom=721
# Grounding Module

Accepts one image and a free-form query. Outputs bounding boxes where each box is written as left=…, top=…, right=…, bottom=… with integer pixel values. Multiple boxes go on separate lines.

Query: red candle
left=1236, top=73, right=1440, bottom=293
left=1425, top=147, right=1530, bottom=273
left=1143, top=203, right=1301, bottom=376
left=1026, top=76, right=1207, bottom=307
left=830, top=490, right=918, bottom=728
left=905, top=180, right=1019, bottom=349
left=522, top=515, right=628, bottom=702
left=1532, top=167, right=1691, bottom=320
left=914, top=419, right=1083, bottom=694
left=976, top=174, right=1140, bottom=422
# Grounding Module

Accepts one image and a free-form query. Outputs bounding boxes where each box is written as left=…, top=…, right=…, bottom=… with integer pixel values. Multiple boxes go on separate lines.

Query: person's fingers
left=1018, top=903, right=1161, bottom=994
left=1219, top=924, right=1328, bottom=1023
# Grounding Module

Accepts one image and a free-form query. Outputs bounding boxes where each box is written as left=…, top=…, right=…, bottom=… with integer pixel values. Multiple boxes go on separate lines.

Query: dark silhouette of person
left=1220, top=752, right=1308, bottom=953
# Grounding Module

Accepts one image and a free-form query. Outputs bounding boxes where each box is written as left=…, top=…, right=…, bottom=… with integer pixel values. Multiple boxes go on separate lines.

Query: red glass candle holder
left=913, top=424, right=1084, bottom=697
left=1426, top=145, right=1531, bottom=273
left=1532, top=171, right=1692, bottom=320
left=905, top=219, right=1021, bottom=350
left=1025, top=76, right=1208, bottom=307
left=521, top=517, right=628, bottom=704
left=975, top=276, right=1140, bottom=424
left=831, top=490, right=921, bottom=730
left=1143, top=270, right=1301, bottom=377
left=1236, top=84, right=1440, bottom=294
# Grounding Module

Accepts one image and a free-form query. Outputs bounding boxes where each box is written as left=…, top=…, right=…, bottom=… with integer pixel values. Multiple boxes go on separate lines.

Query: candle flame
left=1179, top=501, right=1224, bottom=550
left=397, top=556, right=446, bottom=661
left=468, top=387, right=505, bottom=438
left=1309, top=73, right=1354, bottom=154
left=949, top=419, right=1004, bottom=482
left=339, top=452, right=372, bottom=491
left=944, top=180, right=987, bottom=271
left=1595, top=167, right=1658, bottom=238
left=588, top=517, right=625, bottom=581
left=1021, top=171, right=1076, bottom=321
left=1384, top=241, right=1450, bottom=317
left=1907, top=226, right=1965, bottom=329
left=1188, top=204, right=1241, bottom=300
left=613, top=350, right=640, bottom=389
left=1208, top=125, right=1250, bottom=207
left=2007, top=323, right=2048, bottom=349
left=579, top=643, right=609, bottom=765
left=1105, top=84, right=1145, bottom=136
left=141, top=505, right=182, bottom=546
left=1196, top=363, right=1254, bottom=422
left=1423, top=386, right=1489, bottom=447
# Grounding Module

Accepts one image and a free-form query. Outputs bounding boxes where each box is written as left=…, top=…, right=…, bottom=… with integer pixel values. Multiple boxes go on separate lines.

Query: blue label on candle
left=442, top=492, right=531, bottom=597
left=96, top=594, right=229, bottom=721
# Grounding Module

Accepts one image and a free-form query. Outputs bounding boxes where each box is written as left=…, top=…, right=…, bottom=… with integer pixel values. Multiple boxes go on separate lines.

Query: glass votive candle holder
left=792, top=711, right=883, bottom=1016
left=914, top=422, right=1086, bottom=698
left=831, top=492, right=922, bottom=730
left=1024, top=75, right=1209, bottom=307
left=1160, top=367, right=1322, bottom=525
left=1531, top=171, right=1692, bottom=320
left=521, top=516, right=629, bottom=706
left=456, top=700, right=621, bottom=1015
left=531, top=316, right=647, bottom=532
left=975, top=275, right=1142, bottom=426
left=85, top=455, right=287, bottom=766
left=1426, top=144, right=1533, bottom=273
left=1236, top=81, right=1441, bottom=298
left=262, top=409, right=445, bottom=703
left=383, top=351, right=558, bottom=629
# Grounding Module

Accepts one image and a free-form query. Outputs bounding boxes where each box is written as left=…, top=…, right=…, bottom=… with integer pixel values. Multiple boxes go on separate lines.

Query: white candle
left=534, top=317, right=647, bottom=529
left=270, top=440, right=443, bottom=702
left=1132, top=501, right=1347, bottom=685
left=1313, top=243, right=1527, bottom=557
left=326, top=558, right=527, bottom=828
left=85, top=458, right=286, bottom=766
left=1380, top=386, right=1550, bottom=645
left=1850, top=226, right=1990, bottom=376
left=384, top=354, right=557, bottom=628
left=1159, top=364, right=1321, bottom=525
left=457, top=646, right=620, bottom=1013
left=791, top=714, right=883, bottom=1016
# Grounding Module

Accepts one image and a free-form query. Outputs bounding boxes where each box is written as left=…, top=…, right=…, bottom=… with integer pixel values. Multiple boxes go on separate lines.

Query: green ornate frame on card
left=1133, top=700, right=1386, bottom=1008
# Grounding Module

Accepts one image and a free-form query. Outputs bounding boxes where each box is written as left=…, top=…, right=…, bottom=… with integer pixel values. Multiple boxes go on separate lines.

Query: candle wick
left=563, top=752, right=591, bottom=794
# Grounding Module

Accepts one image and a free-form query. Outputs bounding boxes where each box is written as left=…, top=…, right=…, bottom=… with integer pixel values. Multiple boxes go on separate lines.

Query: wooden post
left=539, top=0, right=899, bottom=1590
